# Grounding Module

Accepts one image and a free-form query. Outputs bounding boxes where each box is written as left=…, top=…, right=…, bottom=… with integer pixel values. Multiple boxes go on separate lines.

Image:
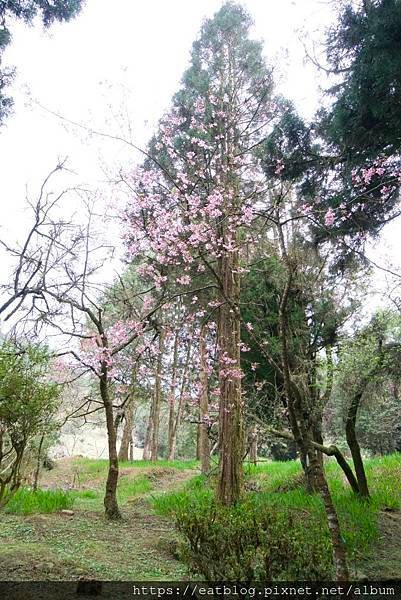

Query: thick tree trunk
left=216, top=248, right=243, bottom=505
left=100, top=371, right=121, bottom=520
left=199, top=325, right=210, bottom=475
left=346, top=391, right=370, bottom=498
left=151, top=330, right=164, bottom=461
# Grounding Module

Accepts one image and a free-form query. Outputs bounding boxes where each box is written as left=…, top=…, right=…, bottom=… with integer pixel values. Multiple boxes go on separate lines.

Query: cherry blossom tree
left=121, top=2, right=280, bottom=504
left=1, top=176, right=163, bottom=519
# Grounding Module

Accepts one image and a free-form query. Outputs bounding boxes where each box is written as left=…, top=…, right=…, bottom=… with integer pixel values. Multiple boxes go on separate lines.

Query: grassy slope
left=0, top=458, right=197, bottom=580
left=0, top=454, right=400, bottom=580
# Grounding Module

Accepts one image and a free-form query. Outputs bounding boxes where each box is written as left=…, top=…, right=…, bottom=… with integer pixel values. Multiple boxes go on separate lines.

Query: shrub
left=159, top=492, right=333, bottom=581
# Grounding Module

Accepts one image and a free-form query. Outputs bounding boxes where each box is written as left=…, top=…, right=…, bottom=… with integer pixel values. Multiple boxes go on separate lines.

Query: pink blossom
left=324, top=208, right=335, bottom=227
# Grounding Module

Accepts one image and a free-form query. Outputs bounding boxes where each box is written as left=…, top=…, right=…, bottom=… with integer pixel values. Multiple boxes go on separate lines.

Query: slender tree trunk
left=118, top=397, right=135, bottom=462
left=167, top=329, right=179, bottom=461
left=216, top=247, right=243, bottom=505
left=346, top=391, right=370, bottom=498
left=276, top=217, right=348, bottom=580
left=151, top=330, right=164, bottom=461
left=32, top=433, right=45, bottom=492
left=100, top=370, right=121, bottom=520
left=142, top=410, right=153, bottom=460
left=199, top=324, right=210, bottom=475
left=119, top=368, right=137, bottom=462
left=312, top=453, right=350, bottom=581
left=196, top=425, right=201, bottom=460
left=249, top=426, right=258, bottom=465
left=169, top=333, right=193, bottom=460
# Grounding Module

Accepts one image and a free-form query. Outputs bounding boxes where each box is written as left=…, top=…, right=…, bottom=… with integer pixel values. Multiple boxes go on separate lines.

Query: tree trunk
left=312, top=453, right=350, bottom=581
left=167, top=329, right=179, bottom=461
left=118, top=396, right=135, bottom=462
left=142, top=410, right=153, bottom=460
left=196, top=424, right=201, bottom=460
left=199, top=325, right=210, bottom=475
left=151, top=330, right=164, bottom=461
left=249, top=426, right=258, bottom=465
left=32, top=433, right=45, bottom=492
left=100, top=370, right=121, bottom=520
left=346, top=391, right=370, bottom=498
left=276, top=218, right=348, bottom=580
left=216, top=248, right=243, bottom=505
left=169, top=332, right=193, bottom=460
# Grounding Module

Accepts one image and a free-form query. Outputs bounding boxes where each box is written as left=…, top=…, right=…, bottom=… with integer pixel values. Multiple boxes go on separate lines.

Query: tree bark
left=32, top=433, right=45, bottom=492
left=151, top=330, right=164, bottom=461
left=216, top=248, right=243, bottom=505
left=313, top=454, right=350, bottom=581
left=346, top=391, right=370, bottom=498
left=249, top=425, right=258, bottom=465
left=118, top=396, right=135, bottom=462
left=100, top=370, right=121, bottom=520
left=199, top=324, right=210, bottom=475
left=167, top=329, right=179, bottom=461
left=276, top=217, right=349, bottom=580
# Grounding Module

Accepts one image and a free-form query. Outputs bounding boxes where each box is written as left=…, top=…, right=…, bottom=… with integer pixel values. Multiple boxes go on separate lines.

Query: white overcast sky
left=0, top=0, right=399, bottom=314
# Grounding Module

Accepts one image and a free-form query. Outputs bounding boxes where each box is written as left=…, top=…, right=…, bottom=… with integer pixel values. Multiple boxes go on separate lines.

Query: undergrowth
left=153, top=453, right=401, bottom=580
left=5, top=488, right=74, bottom=515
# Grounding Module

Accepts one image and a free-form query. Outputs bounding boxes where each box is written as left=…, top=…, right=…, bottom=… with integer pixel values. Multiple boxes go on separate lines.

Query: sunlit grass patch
left=5, top=488, right=74, bottom=515
left=117, top=474, right=152, bottom=503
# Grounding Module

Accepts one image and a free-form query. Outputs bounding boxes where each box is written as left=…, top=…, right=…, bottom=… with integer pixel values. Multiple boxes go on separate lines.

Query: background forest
left=1, top=0, right=401, bottom=584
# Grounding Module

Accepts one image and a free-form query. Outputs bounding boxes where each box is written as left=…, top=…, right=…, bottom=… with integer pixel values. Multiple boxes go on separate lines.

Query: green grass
left=5, top=488, right=74, bottom=515
left=117, top=474, right=152, bottom=503
left=72, top=457, right=198, bottom=475
left=153, top=453, right=401, bottom=568
left=0, top=455, right=400, bottom=580
left=0, top=459, right=196, bottom=581
left=67, top=458, right=199, bottom=509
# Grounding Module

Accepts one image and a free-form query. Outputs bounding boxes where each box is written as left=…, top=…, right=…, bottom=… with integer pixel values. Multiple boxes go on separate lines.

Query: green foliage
left=317, top=0, right=401, bottom=243
left=154, top=454, right=401, bottom=579
left=327, top=310, right=401, bottom=454
left=324, top=0, right=401, bottom=161
left=0, top=341, right=60, bottom=443
left=263, top=1, right=401, bottom=247
left=5, top=488, right=74, bottom=514
left=0, top=340, right=61, bottom=506
left=155, top=485, right=332, bottom=581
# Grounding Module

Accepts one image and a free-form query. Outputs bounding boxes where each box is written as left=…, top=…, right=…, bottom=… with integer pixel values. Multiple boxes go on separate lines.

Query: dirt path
left=0, top=462, right=196, bottom=581
left=358, top=509, right=401, bottom=580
